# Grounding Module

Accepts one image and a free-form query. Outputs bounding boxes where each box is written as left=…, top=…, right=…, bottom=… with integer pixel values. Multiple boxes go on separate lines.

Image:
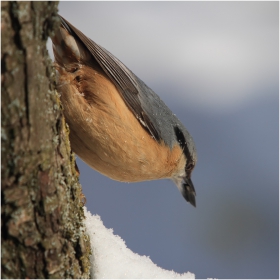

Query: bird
left=51, top=15, right=197, bottom=207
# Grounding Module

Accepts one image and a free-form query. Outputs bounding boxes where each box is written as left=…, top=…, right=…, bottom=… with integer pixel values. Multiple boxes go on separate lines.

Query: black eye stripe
left=174, top=126, right=192, bottom=169
left=174, top=126, right=186, bottom=150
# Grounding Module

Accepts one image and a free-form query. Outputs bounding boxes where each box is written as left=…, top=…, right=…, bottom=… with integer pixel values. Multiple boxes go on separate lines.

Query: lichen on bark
left=1, top=1, right=91, bottom=278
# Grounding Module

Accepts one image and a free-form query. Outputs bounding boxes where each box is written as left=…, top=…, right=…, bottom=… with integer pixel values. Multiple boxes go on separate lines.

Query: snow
left=84, top=208, right=195, bottom=279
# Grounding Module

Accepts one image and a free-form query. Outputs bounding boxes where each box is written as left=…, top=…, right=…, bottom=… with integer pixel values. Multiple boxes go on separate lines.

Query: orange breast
left=56, top=64, right=186, bottom=182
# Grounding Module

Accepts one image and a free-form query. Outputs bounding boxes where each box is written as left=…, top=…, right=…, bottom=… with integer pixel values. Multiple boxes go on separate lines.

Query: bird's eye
left=186, top=163, right=194, bottom=171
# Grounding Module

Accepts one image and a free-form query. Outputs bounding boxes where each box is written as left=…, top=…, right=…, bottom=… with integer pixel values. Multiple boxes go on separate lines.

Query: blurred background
left=48, top=2, right=279, bottom=279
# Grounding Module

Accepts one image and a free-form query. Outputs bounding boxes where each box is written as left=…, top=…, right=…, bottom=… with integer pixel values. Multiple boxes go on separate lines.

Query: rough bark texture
left=1, top=1, right=91, bottom=278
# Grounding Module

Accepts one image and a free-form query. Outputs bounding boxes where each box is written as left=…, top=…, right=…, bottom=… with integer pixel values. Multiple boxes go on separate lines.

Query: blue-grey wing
left=58, top=15, right=161, bottom=142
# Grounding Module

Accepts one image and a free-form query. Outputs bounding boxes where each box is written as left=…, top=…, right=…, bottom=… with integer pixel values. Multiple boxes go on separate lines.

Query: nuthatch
left=52, top=15, right=197, bottom=206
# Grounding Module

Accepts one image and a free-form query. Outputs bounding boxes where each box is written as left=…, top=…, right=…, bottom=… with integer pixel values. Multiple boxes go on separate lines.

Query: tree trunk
left=1, top=1, right=91, bottom=278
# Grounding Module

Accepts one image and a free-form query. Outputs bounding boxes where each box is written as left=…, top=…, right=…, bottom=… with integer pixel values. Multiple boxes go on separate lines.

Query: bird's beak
left=181, top=177, right=196, bottom=207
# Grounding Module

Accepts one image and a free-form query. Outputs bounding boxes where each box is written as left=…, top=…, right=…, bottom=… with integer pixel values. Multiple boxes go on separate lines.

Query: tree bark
left=1, top=1, right=91, bottom=278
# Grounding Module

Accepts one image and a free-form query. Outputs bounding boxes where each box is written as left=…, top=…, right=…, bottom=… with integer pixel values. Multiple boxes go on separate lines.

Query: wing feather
left=59, top=15, right=160, bottom=141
